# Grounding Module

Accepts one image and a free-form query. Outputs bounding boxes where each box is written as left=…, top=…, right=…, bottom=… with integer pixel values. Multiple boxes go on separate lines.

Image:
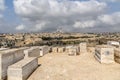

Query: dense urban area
left=0, top=32, right=120, bottom=48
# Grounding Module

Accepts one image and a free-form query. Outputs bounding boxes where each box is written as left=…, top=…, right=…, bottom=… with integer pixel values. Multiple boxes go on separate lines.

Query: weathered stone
left=8, top=57, right=38, bottom=80
left=95, top=45, right=114, bottom=64
left=57, top=47, right=65, bottom=53
left=52, top=47, right=58, bottom=53
left=39, top=46, right=50, bottom=56
left=79, top=43, right=87, bottom=53
left=0, top=48, right=27, bottom=80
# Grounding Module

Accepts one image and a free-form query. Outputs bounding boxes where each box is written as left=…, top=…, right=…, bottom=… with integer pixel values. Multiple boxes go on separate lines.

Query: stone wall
left=68, top=46, right=79, bottom=56
left=52, top=47, right=58, bottom=53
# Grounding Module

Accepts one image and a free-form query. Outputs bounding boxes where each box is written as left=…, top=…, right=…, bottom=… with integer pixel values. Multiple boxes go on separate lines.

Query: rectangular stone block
left=52, top=47, right=58, bottom=53
left=95, top=45, right=114, bottom=64
left=107, top=41, right=119, bottom=47
left=0, top=48, right=27, bottom=80
left=68, top=46, right=79, bottom=56
left=24, top=46, right=50, bottom=58
left=39, top=46, right=50, bottom=56
left=65, top=46, right=73, bottom=53
left=58, top=47, right=65, bottom=53
left=8, top=57, right=38, bottom=80
left=24, top=47, right=40, bottom=58
left=79, top=42, right=87, bottom=53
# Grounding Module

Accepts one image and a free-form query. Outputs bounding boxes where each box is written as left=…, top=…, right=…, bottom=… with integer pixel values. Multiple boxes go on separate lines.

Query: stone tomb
left=95, top=45, right=114, bottom=64
left=0, top=48, right=26, bottom=80
left=57, top=47, right=65, bottom=53
left=24, top=47, right=40, bottom=58
left=65, top=46, right=72, bottom=53
left=8, top=57, right=38, bottom=80
left=68, top=46, right=79, bottom=56
left=79, top=42, right=87, bottom=53
left=39, top=46, right=50, bottom=56
left=87, top=47, right=95, bottom=54
left=52, top=47, right=58, bottom=53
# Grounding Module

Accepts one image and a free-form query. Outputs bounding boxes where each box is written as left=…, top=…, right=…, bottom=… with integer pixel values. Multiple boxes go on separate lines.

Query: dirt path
left=28, top=52, right=120, bottom=80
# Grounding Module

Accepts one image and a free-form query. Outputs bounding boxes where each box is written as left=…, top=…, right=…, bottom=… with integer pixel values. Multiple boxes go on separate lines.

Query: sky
left=0, top=0, right=120, bottom=33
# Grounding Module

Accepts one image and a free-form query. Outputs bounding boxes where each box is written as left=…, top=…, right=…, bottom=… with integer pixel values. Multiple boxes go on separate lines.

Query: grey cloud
left=13, top=0, right=108, bottom=32
left=12, top=0, right=120, bottom=32
left=99, top=0, right=120, bottom=2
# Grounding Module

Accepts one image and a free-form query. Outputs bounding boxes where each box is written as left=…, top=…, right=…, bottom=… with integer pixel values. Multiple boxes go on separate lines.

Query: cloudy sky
left=0, top=0, right=120, bottom=33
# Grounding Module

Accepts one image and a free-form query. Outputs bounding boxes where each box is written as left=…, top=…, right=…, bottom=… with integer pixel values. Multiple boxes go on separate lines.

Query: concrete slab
left=114, top=48, right=120, bottom=63
left=0, top=48, right=27, bottom=80
left=95, top=45, right=114, bottom=64
left=24, top=47, right=40, bottom=58
left=8, top=57, right=38, bottom=80
left=28, top=52, right=120, bottom=80
left=39, top=46, right=50, bottom=57
left=79, top=43, right=87, bottom=53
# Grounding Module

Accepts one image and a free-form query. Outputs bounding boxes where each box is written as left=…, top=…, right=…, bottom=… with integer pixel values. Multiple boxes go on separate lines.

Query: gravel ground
left=28, top=52, right=120, bottom=80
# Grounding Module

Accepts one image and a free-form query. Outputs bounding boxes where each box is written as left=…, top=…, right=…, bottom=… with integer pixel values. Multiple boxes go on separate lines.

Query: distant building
left=107, top=41, right=119, bottom=47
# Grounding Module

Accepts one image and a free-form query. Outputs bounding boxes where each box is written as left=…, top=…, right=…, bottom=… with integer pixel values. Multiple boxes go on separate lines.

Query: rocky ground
left=28, top=52, right=120, bottom=80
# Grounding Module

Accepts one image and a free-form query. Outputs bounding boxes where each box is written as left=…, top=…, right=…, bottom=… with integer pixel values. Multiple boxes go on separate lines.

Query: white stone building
left=57, top=47, right=65, bottom=53
left=52, top=47, right=58, bottom=53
